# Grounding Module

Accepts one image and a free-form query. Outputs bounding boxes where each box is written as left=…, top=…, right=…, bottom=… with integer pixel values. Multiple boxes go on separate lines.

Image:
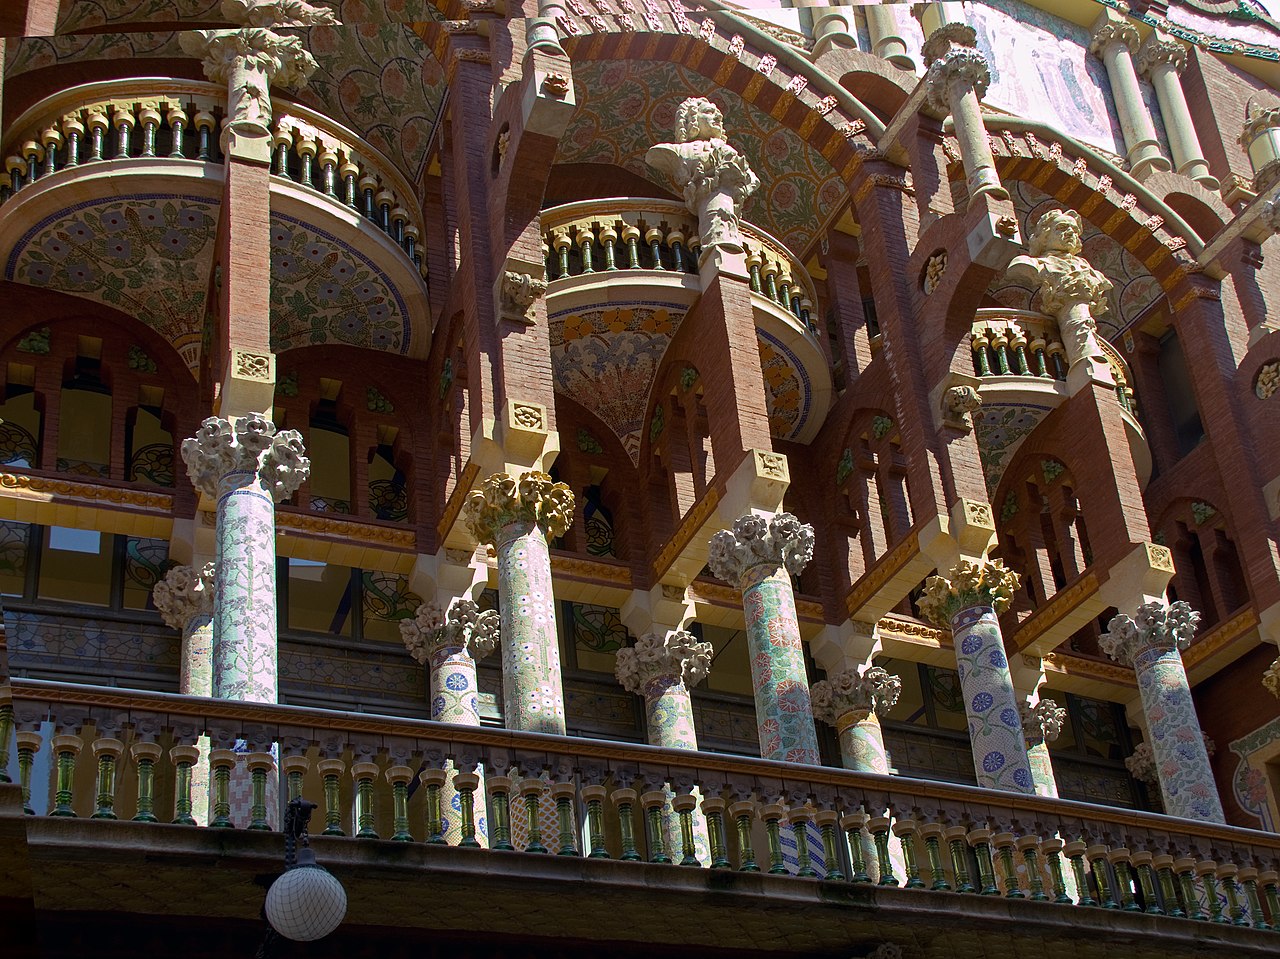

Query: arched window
left=126, top=387, right=174, bottom=486
left=0, top=363, right=41, bottom=468
left=307, top=382, right=352, bottom=513
left=367, top=427, right=409, bottom=522
left=57, top=338, right=112, bottom=478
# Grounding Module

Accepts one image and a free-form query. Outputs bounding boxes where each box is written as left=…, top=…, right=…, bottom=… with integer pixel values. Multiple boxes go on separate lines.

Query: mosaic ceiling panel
left=758, top=331, right=808, bottom=441
left=986, top=179, right=1165, bottom=339
left=3, top=193, right=219, bottom=360
left=51, top=0, right=443, bottom=31
left=269, top=213, right=410, bottom=354
left=557, top=58, right=844, bottom=254
left=974, top=403, right=1053, bottom=500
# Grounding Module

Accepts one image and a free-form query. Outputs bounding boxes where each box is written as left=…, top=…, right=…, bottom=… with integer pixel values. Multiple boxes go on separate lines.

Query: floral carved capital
left=220, top=0, right=339, bottom=27
left=500, top=272, right=548, bottom=324
left=180, top=414, right=310, bottom=502
left=152, top=562, right=215, bottom=631
left=1136, top=30, right=1186, bottom=77
left=399, top=598, right=500, bottom=665
left=810, top=666, right=902, bottom=727
left=462, top=471, right=575, bottom=545
left=1100, top=600, right=1200, bottom=666
left=614, top=629, right=712, bottom=695
left=1263, top=657, right=1280, bottom=698
left=1018, top=698, right=1066, bottom=744
left=918, top=558, right=1021, bottom=627
left=707, top=511, right=814, bottom=585
left=924, top=47, right=991, bottom=113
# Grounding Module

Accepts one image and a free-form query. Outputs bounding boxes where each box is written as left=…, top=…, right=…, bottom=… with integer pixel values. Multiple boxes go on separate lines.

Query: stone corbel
left=720, top=448, right=790, bottom=521
left=220, top=348, right=275, bottom=419
left=1096, top=541, right=1176, bottom=612
left=930, top=370, right=982, bottom=432
left=521, top=51, right=576, bottom=139
left=494, top=259, right=548, bottom=326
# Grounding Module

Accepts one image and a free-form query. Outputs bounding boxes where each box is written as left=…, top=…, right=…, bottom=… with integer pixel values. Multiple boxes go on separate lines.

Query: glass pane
left=308, top=426, right=351, bottom=513
left=128, top=407, right=174, bottom=486
left=286, top=560, right=353, bottom=636
left=122, top=537, right=172, bottom=610
left=565, top=603, right=629, bottom=674
left=924, top=665, right=969, bottom=732
left=701, top=624, right=753, bottom=696
left=878, top=658, right=928, bottom=726
left=582, top=486, right=615, bottom=557
left=1043, top=688, right=1077, bottom=753
left=368, top=446, right=408, bottom=522
left=0, top=521, right=30, bottom=597
left=57, top=387, right=112, bottom=477
left=0, top=392, right=41, bottom=468
left=39, top=526, right=111, bottom=606
left=1075, top=695, right=1124, bottom=760
left=361, top=571, right=422, bottom=642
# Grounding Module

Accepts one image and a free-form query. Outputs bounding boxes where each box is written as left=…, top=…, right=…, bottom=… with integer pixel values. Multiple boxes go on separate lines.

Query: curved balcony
left=541, top=198, right=832, bottom=450
left=969, top=308, right=1150, bottom=491
left=0, top=79, right=429, bottom=359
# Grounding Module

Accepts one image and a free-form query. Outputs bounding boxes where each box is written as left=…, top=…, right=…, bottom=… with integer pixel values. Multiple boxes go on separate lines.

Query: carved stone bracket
left=1100, top=600, right=1200, bottom=666
left=707, top=512, right=814, bottom=586
left=399, top=598, right=500, bottom=664
left=918, top=558, right=1020, bottom=627
left=152, top=562, right=216, bottom=631
left=614, top=629, right=713, bottom=695
left=810, top=666, right=902, bottom=727
left=462, top=470, right=575, bottom=545
left=942, top=384, right=982, bottom=432
left=499, top=271, right=548, bottom=325
left=180, top=414, right=310, bottom=502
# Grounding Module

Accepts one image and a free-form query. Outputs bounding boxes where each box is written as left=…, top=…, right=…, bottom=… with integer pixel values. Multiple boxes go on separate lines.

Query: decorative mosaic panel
left=6, top=608, right=179, bottom=684
left=564, top=679, right=644, bottom=740
left=757, top=329, right=811, bottom=441
left=556, top=58, right=842, bottom=252
left=1229, top=716, right=1280, bottom=831
left=279, top=640, right=425, bottom=713
left=53, top=0, right=446, bottom=31
left=269, top=213, right=410, bottom=354
left=690, top=697, right=760, bottom=755
left=974, top=402, right=1053, bottom=499
left=4, top=32, right=188, bottom=78
left=4, top=195, right=219, bottom=360
left=987, top=180, right=1164, bottom=337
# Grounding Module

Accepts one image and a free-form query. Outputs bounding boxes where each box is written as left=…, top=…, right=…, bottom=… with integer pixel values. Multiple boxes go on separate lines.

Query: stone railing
left=0, top=78, right=425, bottom=278
left=7, top=677, right=1279, bottom=930
left=541, top=198, right=818, bottom=334
left=971, top=309, right=1138, bottom=416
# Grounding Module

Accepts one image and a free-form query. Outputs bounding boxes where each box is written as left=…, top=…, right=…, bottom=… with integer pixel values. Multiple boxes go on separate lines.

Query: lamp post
left=263, top=798, right=347, bottom=944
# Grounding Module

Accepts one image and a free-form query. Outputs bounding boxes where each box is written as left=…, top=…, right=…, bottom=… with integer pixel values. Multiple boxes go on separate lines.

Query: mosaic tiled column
left=810, top=666, right=902, bottom=774
left=1019, top=699, right=1067, bottom=798
left=919, top=559, right=1035, bottom=794
left=153, top=562, right=215, bottom=825
left=1101, top=601, right=1225, bottom=823
left=709, top=513, right=819, bottom=764
left=401, top=598, right=500, bottom=846
left=182, top=414, right=308, bottom=703
left=616, top=629, right=714, bottom=864
left=463, top=471, right=573, bottom=735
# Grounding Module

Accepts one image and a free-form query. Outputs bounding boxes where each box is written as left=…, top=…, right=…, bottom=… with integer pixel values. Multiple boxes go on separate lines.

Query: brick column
left=920, top=559, right=1036, bottom=794
left=810, top=666, right=902, bottom=773
left=1101, top=601, right=1225, bottom=822
left=463, top=471, right=574, bottom=735
left=709, top=513, right=820, bottom=764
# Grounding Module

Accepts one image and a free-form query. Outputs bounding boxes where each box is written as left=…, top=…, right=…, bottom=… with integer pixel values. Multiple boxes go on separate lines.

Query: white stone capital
left=181, top=414, right=310, bottom=502
left=924, top=46, right=991, bottom=114
left=1136, top=30, right=1186, bottom=78
left=152, top=562, right=215, bottom=631
left=1100, top=600, right=1200, bottom=667
left=462, top=470, right=575, bottom=546
left=707, top=512, right=814, bottom=585
left=400, top=598, right=500, bottom=665
left=1018, top=698, right=1066, bottom=744
left=614, top=629, right=712, bottom=695
left=1089, top=10, right=1140, bottom=57
left=810, top=666, right=902, bottom=727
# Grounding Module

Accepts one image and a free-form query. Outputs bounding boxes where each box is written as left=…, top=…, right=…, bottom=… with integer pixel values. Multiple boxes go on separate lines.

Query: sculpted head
left=674, top=97, right=725, bottom=143
left=1027, top=209, right=1084, bottom=257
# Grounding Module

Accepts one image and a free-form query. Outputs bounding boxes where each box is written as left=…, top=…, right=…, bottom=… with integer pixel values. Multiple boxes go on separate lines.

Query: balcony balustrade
left=6, top=677, right=1279, bottom=934
left=541, top=198, right=819, bottom=336
left=0, top=78, right=426, bottom=279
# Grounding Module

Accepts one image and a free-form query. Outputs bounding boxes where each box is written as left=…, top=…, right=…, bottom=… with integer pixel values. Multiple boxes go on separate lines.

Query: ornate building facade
left=1, top=0, right=1279, bottom=956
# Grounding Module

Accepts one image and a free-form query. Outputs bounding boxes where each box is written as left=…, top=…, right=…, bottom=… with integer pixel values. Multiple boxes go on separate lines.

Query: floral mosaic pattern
left=5, top=32, right=188, bottom=78
left=5, top=195, right=219, bottom=360
left=974, top=403, right=1053, bottom=498
left=557, top=58, right=842, bottom=252
left=840, top=715, right=891, bottom=775
left=270, top=214, right=410, bottom=354
left=951, top=606, right=1036, bottom=795
left=549, top=303, right=684, bottom=463
left=7, top=609, right=178, bottom=680
left=1229, top=716, right=1279, bottom=831
left=215, top=479, right=280, bottom=704
left=741, top=565, right=820, bottom=765
left=758, top=331, right=809, bottom=440
left=496, top=520, right=567, bottom=735
left=53, top=0, right=445, bottom=31
left=987, top=180, right=1164, bottom=338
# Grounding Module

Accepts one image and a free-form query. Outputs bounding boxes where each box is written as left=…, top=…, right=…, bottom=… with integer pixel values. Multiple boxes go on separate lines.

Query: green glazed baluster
left=613, top=788, right=641, bottom=862
left=582, top=785, right=609, bottom=859
left=522, top=779, right=548, bottom=854
left=703, top=799, right=732, bottom=870
left=50, top=735, right=82, bottom=817
left=248, top=752, right=273, bottom=831
left=762, top=805, right=787, bottom=875
left=552, top=783, right=579, bottom=857
left=91, top=738, right=123, bottom=820
left=456, top=772, right=482, bottom=849
left=643, top=791, right=672, bottom=865
left=731, top=800, right=760, bottom=873
left=319, top=759, right=346, bottom=836
left=131, top=741, right=162, bottom=824
left=487, top=776, right=515, bottom=852
left=871, top=817, right=899, bottom=887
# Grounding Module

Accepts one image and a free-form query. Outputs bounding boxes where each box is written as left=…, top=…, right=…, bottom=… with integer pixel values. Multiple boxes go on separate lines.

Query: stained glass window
left=362, top=571, right=422, bottom=642
left=565, top=602, right=630, bottom=674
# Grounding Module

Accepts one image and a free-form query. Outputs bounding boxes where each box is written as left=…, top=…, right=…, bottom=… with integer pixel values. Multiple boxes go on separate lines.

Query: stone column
left=1090, top=10, right=1170, bottom=180
left=1240, top=100, right=1280, bottom=194
left=810, top=666, right=902, bottom=774
left=401, top=598, right=500, bottom=846
left=1019, top=698, right=1067, bottom=798
left=812, top=6, right=857, bottom=58
left=1137, top=31, right=1218, bottom=189
left=181, top=414, right=309, bottom=703
left=463, top=471, right=574, bottom=735
left=864, top=4, right=914, bottom=69
left=616, top=629, right=714, bottom=864
left=153, top=563, right=215, bottom=825
left=645, top=98, right=760, bottom=275
left=1101, top=601, right=1225, bottom=822
left=919, top=559, right=1036, bottom=794
left=1005, top=209, right=1114, bottom=390
left=923, top=26, right=1007, bottom=202
left=709, top=513, right=820, bottom=764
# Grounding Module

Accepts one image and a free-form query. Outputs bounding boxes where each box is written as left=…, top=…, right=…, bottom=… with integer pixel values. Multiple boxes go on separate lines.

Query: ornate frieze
left=180, top=414, right=310, bottom=502
left=614, top=629, right=712, bottom=695
left=1099, top=600, right=1200, bottom=666
left=809, top=666, right=902, bottom=727
left=153, top=563, right=216, bottom=632
left=399, top=599, right=500, bottom=665
left=462, top=471, right=575, bottom=545
left=918, top=558, right=1020, bottom=627
left=707, top=512, right=814, bottom=586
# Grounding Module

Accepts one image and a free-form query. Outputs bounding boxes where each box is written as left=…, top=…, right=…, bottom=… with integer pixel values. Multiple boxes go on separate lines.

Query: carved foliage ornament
left=1099, top=600, right=1201, bottom=666
left=181, top=414, right=310, bottom=502
left=810, top=666, right=902, bottom=726
left=924, top=47, right=991, bottom=114
left=1263, top=657, right=1280, bottom=698
left=500, top=272, right=548, bottom=324
left=918, top=558, right=1021, bottom=627
left=1018, top=698, right=1067, bottom=743
left=462, top=471, right=575, bottom=545
left=152, top=562, right=216, bottom=631
left=1256, top=361, right=1280, bottom=398
left=220, top=0, right=338, bottom=26
left=614, top=629, right=713, bottom=695
left=943, top=384, right=982, bottom=427
left=400, top=598, right=500, bottom=665
left=707, top=511, right=814, bottom=585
